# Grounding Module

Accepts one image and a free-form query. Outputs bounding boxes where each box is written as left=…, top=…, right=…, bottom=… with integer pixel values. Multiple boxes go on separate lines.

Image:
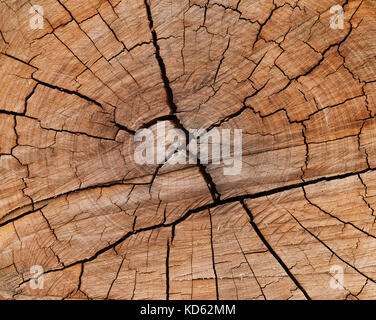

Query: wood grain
left=0, top=0, right=375, bottom=300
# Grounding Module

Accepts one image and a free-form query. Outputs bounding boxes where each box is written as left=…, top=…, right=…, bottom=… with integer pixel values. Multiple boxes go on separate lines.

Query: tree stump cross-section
left=0, top=0, right=376, bottom=300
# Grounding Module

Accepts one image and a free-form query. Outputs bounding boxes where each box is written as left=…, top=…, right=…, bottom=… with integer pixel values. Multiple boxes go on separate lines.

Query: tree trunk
left=0, top=0, right=375, bottom=300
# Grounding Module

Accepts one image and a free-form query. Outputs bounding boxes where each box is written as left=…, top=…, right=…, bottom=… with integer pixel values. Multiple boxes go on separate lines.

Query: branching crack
left=241, top=200, right=311, bottom=299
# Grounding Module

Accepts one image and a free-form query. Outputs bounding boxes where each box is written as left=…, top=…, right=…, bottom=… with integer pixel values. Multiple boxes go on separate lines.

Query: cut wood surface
left=0, top=0, right=376, bottom=300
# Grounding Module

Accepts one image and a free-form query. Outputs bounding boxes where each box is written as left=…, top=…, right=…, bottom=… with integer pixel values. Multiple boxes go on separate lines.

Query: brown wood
left=0, top=0, right=375, bottom=300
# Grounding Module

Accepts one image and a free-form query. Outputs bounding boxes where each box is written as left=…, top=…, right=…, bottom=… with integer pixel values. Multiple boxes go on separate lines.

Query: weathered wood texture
left=0, top=0, right=376, bottom=300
